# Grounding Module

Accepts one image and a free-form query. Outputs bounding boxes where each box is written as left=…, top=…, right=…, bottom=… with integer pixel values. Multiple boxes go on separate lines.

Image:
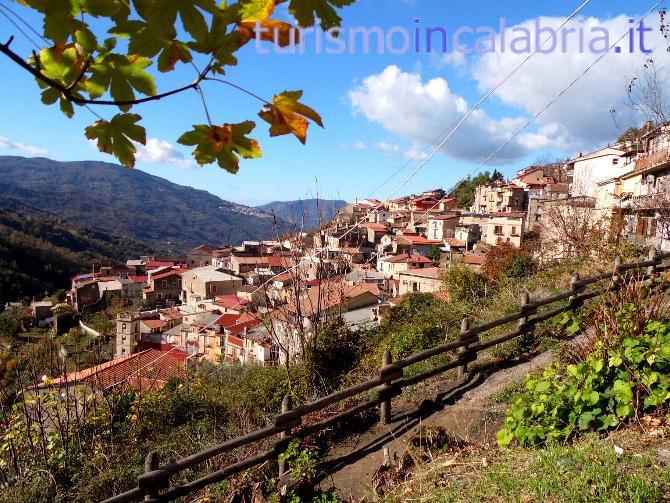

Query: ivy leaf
left=288, top=0, right=355, bottom=31
left=177, top=121, right=261, bottom=173
left=259, top=90, right=323, bottom=144
left=87, top=54, right=156, bottom=109
left=85, top=113, right=146, bottom=167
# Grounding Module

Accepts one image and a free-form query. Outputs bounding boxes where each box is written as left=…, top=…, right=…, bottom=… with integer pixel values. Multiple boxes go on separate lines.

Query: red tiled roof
left=147, top=261, right=179, bottom=269
left=268, top=256, right=292, bottom=268
left=273, top=272, right=295, bottom=283
left=189, top=243, right=215, bottom=254
left=446, top=238, right=466, bottom=247
left=141, top=319, right=168, bottom=330
left=39, top=349, right=185, bottom=391
left=158, top=307, right=182, bottom=321
left=152, top=269, right=186, bottom=280
left=399, top=267, right=443, bottom=279
left=463, top=255, right=486, bottom=266
left=397, top=235, right=443, bottom=245
left=129, top=275, right=148, bottom=284
left=214, top=294, right=250, bottom=310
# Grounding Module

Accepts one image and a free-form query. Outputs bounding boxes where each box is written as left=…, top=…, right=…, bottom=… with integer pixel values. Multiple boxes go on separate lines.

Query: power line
left=413, top=0, right=663, bottom=224
left=109, top=0, right=596, bottom=385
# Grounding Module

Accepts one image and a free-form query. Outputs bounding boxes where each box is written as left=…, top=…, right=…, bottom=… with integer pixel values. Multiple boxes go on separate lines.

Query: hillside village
left=9, top=124, right=670, bottom=391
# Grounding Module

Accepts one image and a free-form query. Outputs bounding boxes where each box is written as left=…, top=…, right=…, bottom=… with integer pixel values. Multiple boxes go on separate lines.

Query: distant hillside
left=256, top=199, right=348, bottom=231
left=0, top=156, right=288, bottom=252
left=0, top=196, right=154, bottom=304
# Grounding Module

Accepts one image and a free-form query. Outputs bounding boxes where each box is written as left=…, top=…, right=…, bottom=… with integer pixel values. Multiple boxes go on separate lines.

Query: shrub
left=443, top=264, right=490, bottom=302
left=498, top=307, right=670, bottom=447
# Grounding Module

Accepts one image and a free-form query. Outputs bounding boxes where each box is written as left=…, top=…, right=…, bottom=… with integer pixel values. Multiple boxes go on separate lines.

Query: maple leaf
left=87, top=54, right=156, bottom=110
left=232, top=0, right=299, bottom=48
left=188, top=13, right=240, bottom=73
left=177, top=121, right=261, bottom=173
left=85, top=113, right=146, bottom=167
left=258, top=91, right=323, bottom=144
left=288, top=0, right=355, bottom=31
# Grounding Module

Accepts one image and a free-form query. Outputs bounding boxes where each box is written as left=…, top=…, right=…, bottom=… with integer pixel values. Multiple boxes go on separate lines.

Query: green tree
left=426, top=245, right=442, bottom=262
left=1, top=0, right=357, bottom=171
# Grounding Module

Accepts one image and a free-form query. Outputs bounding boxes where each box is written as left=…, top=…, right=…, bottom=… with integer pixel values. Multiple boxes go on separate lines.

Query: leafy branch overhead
left=1, top=0, right=352, bottom=171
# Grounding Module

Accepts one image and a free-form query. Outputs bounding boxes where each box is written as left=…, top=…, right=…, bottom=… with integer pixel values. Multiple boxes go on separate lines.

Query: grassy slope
left=385, top=427, right=670, bottom=502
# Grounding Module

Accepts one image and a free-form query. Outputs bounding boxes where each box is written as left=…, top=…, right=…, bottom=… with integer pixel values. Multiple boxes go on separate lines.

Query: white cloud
left=471, top=14, right=669, bottom=150
left=352, top=140, right=368, bottom=150
left=134, top=138, right=195, bottom=168
left=440, top=50, right=468, bottom=69
left=374, top=141, right=429, bottom=161
left=349, top=14, right=669, bottom=164
left=349, top=65, right=552, bottom=164
left=0, top=136, right=47, bottom=155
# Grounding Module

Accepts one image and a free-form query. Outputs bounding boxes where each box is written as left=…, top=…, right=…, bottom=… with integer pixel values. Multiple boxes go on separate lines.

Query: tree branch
left=0, top=39, right=205, bottom=107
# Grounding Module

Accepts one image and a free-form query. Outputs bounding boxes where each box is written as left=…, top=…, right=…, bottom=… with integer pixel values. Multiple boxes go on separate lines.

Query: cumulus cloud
left=134, top=138, right=195, bottom=168
left=349, top=65, right=552, bottom=164
left=0, top=136, right=47, bottom=155
left=349, top=14, right=670, bottom=164
left=471, top=14, right=669, bottom=149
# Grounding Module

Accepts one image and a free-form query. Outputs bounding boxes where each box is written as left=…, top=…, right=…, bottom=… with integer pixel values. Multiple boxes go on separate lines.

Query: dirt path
left=321, top=335, right=591, bottom=501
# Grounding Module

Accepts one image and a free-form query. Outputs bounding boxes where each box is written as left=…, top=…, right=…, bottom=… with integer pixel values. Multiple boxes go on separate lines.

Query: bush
left=483, top=243, right=536, bottom=283
left=498, top=306, right=670, bottom=447
left=443, top=263, right=490, bottom=302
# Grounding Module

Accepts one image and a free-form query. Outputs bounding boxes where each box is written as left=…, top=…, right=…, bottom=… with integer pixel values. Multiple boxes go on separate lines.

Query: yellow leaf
left=238, top=19, right=299, bottom=47
left=258, top=90, right=323, bottom=144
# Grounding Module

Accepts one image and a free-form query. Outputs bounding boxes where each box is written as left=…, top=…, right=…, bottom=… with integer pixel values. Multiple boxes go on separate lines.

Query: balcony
left=635, top=149, right=670, bottom=173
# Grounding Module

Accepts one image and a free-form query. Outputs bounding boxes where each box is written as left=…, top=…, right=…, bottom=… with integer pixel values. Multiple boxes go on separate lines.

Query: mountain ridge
left=0, top=156, right=289, bottom=252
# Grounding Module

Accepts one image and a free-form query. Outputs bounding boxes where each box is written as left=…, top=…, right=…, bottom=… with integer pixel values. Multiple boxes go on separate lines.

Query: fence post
left=144, top=451, right=160, bottom=502
left=278, top=394, right=292, bottom=479
left=648, top=246, right=657, bottom=277
left=612, top=255, right=622, bottom=290
left=379, top=349, right=393, bottom=425
left=457, top=318, right=471, bottom=379
left=569, top=272, right=582, bottom=309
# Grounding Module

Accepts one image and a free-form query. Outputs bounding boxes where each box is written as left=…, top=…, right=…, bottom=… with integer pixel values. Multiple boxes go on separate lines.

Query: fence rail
left=102, top=248, right=670, bottom=503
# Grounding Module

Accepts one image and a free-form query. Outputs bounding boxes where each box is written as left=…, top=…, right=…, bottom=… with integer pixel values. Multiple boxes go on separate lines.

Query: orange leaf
left=259, top=90, right=323, bottom=144
left=238, top=19, right=300, bottom=47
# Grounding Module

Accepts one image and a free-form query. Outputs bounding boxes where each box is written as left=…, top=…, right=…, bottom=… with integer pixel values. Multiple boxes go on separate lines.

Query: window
left=511, top=226, right=517, bottom=235
left=161, top=280, right=167, bottom=288
left=122, top=323, right=127, bottom=330
left=612, top=158, right=619, bottom=165
left=494, top=225, right=503, bottom=235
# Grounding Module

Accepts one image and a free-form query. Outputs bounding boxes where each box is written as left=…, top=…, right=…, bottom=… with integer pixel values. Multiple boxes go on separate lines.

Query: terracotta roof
left=463, top=255, right=486, bottom=265
left=152, top=269, right=185, bottom=280
left=268, top=256, right=292, bottom=268
left=39, top=349, right=186, bottom=391
left=189, top=243, right=215, bottom=254
left=214, top=294, right=251, bottom=310
left=273, top=272, right=295, bottom=283
left=399, top=267, right=443, bottom=279
left=128, top=275, right=148, bottom=284
left=158, top=307, right=182, bottom=321
left=396, top=235, right=443, bottom=246
left=287, top=281, right=380, bottom=317
left=232, top=256, right=269, bottom=265
left=147, top=261, right=180, bottom=269
left=141, top=319, right=168, bottom=330
left=446, top=238, right=466, bottom=247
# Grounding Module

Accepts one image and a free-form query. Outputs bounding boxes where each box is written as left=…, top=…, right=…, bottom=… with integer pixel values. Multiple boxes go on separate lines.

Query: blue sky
left=0, top=0, right=666, bottom=205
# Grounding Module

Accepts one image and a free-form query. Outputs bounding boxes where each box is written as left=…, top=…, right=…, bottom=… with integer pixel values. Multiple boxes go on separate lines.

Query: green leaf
left=496, top=428, right=514, bottom=448
left=36, top=46, right=81, bottom=86
left=85, top=113, right=146, bottom=167
left=177, top=121, right=261, bottom=173
left=87, top=54, right=156, bottom=109
left=288, top=0, right=355, bottom=31
left=188, top=14, right=240, bottom=73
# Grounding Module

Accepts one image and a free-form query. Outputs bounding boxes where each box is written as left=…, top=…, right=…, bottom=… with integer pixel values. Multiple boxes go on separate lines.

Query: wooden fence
left=102, top=248, right=670, bottom=503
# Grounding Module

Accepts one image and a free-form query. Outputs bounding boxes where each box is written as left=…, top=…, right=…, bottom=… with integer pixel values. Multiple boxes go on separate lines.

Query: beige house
left=472, top=183, right=526, bottom=213
left=377, top=253, right=434, bottom=279
left=460, top=213, right=525, bottom=247
left=397, top=267, right=444, bottom=296
left=186, top=244, right=216, bottom=269
left=426, top=215, right=459, bottom=240
left=181, top=266, right=243, bottom=307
